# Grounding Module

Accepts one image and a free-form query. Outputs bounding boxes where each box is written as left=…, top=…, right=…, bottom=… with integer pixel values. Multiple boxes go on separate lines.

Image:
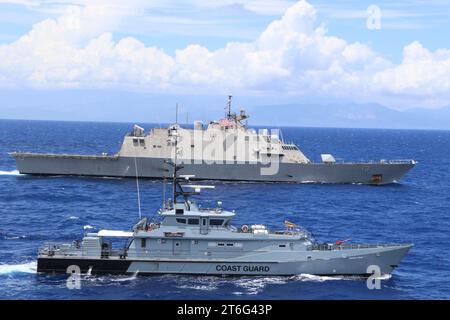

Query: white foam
left=3, top=235, right=26, bottom=240
left=0, top=262, right=37, bottom=275
left=293, top=273, right=344, bottom=282
left=374, top=274, right=392, bottom=280
left=178, top=284, right=218, bottom=291
left=235, top=277, right=289, bottom=295
left=111, top=271, right=139, bottom=282
left=0, top=170, right=21, bottom=176
left=83, top=225, right=94, bottom=230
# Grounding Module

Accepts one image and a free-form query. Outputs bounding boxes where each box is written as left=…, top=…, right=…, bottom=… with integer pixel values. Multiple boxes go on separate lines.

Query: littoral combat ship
left=37, top=126, right=412, bottom=276
left=11, top=96, right=416, bottom=184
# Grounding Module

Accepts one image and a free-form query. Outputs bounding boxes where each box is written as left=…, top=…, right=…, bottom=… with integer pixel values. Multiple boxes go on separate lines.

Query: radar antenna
left=223, top=95, right=249, bottom=127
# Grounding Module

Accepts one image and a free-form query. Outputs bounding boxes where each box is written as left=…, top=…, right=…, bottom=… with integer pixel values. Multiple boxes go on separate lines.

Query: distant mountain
left=245, top=103, right=450, bottom=130
left=0, top=89, right=449, bottom=130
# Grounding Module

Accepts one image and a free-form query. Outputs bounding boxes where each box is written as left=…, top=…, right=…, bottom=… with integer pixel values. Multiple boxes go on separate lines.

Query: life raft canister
left=241, top=225, right=249, bottom=233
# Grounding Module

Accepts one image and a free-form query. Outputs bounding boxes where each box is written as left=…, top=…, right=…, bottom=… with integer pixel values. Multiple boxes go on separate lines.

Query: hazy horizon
left=1, top=1, right=450, bottom=129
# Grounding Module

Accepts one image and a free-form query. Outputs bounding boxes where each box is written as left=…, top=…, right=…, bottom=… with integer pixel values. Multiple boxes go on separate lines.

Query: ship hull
left=37, top=245, right=411, bottom=276
left=11, top=153, right=415, bottom=184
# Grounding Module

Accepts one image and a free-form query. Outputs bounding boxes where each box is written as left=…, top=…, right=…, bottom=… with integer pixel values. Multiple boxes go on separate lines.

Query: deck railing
left=307, top=243, right=405, bottom=251
left=309, top=159, right=415, bottom=165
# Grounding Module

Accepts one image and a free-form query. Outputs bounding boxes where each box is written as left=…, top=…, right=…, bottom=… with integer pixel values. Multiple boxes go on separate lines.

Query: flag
left=284, top=220, right=297, bottom=229
left=335, top=238, right=351, bottom=245
left=218, top=118, right=234, bottom=127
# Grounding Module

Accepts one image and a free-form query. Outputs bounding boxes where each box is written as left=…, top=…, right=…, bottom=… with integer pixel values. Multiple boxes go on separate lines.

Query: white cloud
left=184, top=0, right=296, bottom=16
left=373, top=41, right=450, bottom=98
left=0, top=0, right=450, bottom=108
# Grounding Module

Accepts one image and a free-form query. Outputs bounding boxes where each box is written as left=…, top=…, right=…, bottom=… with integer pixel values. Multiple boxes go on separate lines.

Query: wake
left=0, top=170, right=22, bottom=176
left=0, top=262, right=37, bottom=275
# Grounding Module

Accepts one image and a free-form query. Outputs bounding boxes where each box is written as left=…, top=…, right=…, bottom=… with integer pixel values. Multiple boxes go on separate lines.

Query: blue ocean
left=1, top=119, right=449, bottom=299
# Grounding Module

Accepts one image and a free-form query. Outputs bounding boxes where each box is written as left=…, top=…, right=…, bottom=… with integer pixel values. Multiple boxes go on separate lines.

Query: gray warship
left=12, top=96, right=416, bottom=184
left=37, top=127, right=412, bottom=276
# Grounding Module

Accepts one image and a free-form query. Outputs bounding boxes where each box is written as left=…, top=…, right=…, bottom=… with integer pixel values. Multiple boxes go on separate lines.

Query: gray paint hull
left=37, top=245, right=411, bottom=276
left=12, top=153, right=415, bottom=184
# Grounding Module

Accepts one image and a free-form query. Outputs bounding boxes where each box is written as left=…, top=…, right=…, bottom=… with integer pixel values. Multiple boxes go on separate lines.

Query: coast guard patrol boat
left=11, top=96, right=416, bottom=184
left=37, top=128, right=412, bottom=276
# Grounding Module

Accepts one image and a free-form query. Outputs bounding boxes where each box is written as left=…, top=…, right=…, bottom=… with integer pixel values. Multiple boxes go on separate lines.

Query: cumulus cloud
left=0, top=0, right=449, bottom=108
left=373, top=41, right=450, bottom=96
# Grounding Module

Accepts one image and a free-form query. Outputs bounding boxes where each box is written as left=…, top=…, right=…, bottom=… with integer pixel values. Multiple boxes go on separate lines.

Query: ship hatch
left=371, top=174, right=383, bottom=184
left=200, top=218, right=209, bottom=235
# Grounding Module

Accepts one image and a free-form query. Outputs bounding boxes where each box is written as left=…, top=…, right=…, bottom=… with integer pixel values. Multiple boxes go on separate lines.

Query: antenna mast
left=167, top=125, right=195, bottom=209
left=227, top=95, right=232, bottom=119
left=134, top=156, right=142, bottom=219
left=172, top=126, right=178, bottom=204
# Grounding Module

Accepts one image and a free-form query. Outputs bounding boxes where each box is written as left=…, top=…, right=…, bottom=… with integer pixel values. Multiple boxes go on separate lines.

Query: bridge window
left=141, top=239, right=146, bottom=248
left=176, top=209, right=184, bottom=215
left=133, top=139, right=139, bottom=147
left=176, top=218, right=186, bottom=224
left=188, top=218, right=199, bottom=225
left=139, top=139, right=145, bottom=147
left=210, top=219, right=224, bottom=226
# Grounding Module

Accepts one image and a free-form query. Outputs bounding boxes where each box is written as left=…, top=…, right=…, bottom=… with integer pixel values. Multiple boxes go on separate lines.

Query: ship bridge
left=158, top=203, right=236, bottom=231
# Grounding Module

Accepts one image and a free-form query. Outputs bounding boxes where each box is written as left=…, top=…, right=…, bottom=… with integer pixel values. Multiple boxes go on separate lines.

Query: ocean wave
left=292, top=274, right=345, bottom=282
left=1, top=232, right=27, bottom=240
left=177, top=284, right=218, bottom=291
left=0, top=170, right=22, bottom=176
left=81, top=272, right=139, bottom=285
left=0, top=262, right=37, bottom=275
left=234, top=276, right=290, bottom=295
left=3, top=235, right=27, bottom=240
left=110, top=271, right=139, bottom=282
left=374, top=274, right=392, bottom=280
left=110, top=276, right=138, bottom=282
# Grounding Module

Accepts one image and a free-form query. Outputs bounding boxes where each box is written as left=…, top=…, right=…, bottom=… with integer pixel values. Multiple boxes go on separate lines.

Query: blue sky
left=1, top=0, right=450, bottom=125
